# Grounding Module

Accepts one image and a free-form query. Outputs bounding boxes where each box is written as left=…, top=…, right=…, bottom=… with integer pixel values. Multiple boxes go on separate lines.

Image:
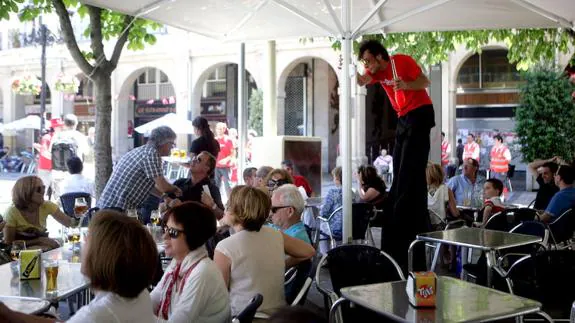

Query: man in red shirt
left=214, top=122, right=235, bottom=196
left=357, top=40, right=435, bottom=270
left=281, top=160, right=313, bottom=197
left=33, top=118, right=64, bottom=199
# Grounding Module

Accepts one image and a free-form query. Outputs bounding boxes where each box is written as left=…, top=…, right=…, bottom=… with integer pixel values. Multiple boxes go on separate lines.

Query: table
left=408, top=228, right=542, bottom=286
left=331, top=276, right=548, bottom=323
left=0, top=245, right=90, bottom=303
left=0, top=296, right=51, bottom=315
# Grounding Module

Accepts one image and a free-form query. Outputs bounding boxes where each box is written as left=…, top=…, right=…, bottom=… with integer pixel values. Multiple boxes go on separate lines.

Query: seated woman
left=357, top=165, right=386, bottom=208
left=214, top=186, right=315, bottom=317
left=3, top=175, right=77, bottom=251
left=426, top=162, right=459, bottom=229
left=319, top=167, right=345, bottom=252
left=263, top=168, right=294, bottom=195
left=151, top=202, right=230, bottom=323
left=0, top=210, right=158, bottom=322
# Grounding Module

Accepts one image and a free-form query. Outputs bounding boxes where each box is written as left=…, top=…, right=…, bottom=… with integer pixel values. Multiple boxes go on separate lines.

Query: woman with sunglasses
left=3, top=175, right=76, bottom=250
left=262, top=168, right=294, bottom=195
left=214, top=186, right=315, bottom=317
left=151, top=202, right=230, bottom=323
left=0, top=210, right=158, bottom=322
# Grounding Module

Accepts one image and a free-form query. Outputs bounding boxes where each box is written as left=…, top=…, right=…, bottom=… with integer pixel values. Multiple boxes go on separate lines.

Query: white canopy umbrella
left=3, top=115, right=41, bottom=131
left=81, top=0, right=575, bottom=242
left=135, top=113, right=195, bottom=136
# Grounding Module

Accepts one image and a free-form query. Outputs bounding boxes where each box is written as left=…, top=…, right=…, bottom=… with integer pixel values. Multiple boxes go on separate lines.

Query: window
left=160, top=71, right=169, bottom=83
left=456, top=49, right=524, bottom=90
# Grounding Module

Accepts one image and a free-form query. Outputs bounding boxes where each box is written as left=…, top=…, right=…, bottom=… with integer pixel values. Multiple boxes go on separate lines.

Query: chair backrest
left=326, top=244, right=405, bottom=296
left=510, top=221, right=549, bottom=247
left=549, top=208, right=575, bottom=245
left=484, top=211, right=509, bottom=231
left=284, top=259, right=312, bottom=305
left=510, top=208, right=538, bottom=225
left=60, top=192, right=92, bottom=218
left=231, top=294, right=263, bottom=323
left=351, top=203, right=374, bottom=240
left=506, top=250, right=575, bottom=317
left=289, top=259, right=317, bottom=306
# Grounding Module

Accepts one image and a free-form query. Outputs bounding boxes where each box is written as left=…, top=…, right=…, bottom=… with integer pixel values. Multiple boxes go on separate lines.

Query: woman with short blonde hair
left=3, top=175, right=75, bottom=250
left=426, top=162, right=459, bottom=227
left=214, top=186, right=315, bottom=317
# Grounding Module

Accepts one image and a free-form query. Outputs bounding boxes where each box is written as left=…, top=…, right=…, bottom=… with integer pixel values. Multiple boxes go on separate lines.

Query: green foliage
left=248, top=89, right=263, bottom=136
left=4, top=0, right=161, bottom=58
left=332, top=29, right=574, bottom=70
left=515, top=68, right=575, bottom=163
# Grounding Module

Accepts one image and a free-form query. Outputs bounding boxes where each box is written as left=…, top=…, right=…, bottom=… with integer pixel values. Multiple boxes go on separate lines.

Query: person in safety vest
left=463, top=134, right=480, bottom=162
left=489, top=134, right=511, bottom=188
left=441, top=132, right=451, bottom=167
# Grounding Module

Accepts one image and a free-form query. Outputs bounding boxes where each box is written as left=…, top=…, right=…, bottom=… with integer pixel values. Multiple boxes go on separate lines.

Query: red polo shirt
left=216, top=135, right=234, bottom=168
left=38, top=133, right=52, bottom=170
left=366, top=54, right=433, bottom=117
left=293, top=175, right=312, bottom=197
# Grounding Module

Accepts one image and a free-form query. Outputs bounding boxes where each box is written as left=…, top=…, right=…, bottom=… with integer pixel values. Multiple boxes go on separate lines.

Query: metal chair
left=284, top=259, right=312, bottom=305
left=231, top=294, right=263, bottom=323
left=289, top=259, right=317, bottom=306
left=59, top=192, right=95, bottom=226
left=351, top=203, right=376, bottom=245
left=484, top=211, right=509, bottom=231
left=316, top=244, right=405, bottom=321
left=548, top=208, right=575, bottom=248
left=499, top=250, right=575, bottom=320
left=570, top=300, right=575, bottom=323
left=317, top=205, right=343, bottom=251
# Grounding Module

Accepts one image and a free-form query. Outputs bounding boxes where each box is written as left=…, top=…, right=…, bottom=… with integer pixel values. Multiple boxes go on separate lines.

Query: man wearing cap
left=33, top=118, right=64, bottom=199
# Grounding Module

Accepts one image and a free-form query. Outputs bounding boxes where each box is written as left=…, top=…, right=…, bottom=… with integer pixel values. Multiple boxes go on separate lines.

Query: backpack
left=51, top=137, right=78, bottom=171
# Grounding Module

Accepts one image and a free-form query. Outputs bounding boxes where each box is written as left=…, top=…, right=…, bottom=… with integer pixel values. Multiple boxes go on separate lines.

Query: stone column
left=263, top=40, right=278, bottom=136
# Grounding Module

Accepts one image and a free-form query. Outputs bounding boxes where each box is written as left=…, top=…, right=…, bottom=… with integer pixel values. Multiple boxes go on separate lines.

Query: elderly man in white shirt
left=60, top=156, right=94, bottom=197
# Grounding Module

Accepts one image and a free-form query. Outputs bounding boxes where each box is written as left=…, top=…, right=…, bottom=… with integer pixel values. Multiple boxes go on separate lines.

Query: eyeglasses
left=163, top=226, right=184, bottom=239
left=271, top=206, right=292, bottom=214
left=34, top=185, right=46, bottom=193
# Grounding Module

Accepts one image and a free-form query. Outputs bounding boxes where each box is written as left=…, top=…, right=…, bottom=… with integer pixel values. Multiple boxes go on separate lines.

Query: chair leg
left=430, top=242, right=441, bottom=271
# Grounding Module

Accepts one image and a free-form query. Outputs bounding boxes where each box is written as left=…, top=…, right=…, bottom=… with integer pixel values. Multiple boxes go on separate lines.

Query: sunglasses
left=271, top=206, right=292, bottom=214
left=34, top=185, right=46, bottom=193
left=163, top=226, right=184, bottom=239
left=267, top=179, right=288, bottom=188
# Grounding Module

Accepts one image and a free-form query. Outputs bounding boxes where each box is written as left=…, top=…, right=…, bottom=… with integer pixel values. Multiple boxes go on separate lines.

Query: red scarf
left=158, top=256, right=206, bottom=320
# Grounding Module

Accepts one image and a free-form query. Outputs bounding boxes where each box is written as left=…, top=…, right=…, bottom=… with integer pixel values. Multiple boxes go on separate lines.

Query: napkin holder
left=405, top=271, right=437, bottom=307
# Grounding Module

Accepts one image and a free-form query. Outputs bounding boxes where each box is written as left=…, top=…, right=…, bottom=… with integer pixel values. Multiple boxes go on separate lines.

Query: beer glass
left=44, top=260, right=59, bottom=293
left=74, top=197, right=89, bottom=217
left=11, top=240, right=26, bottom=262
left=150, top=210, right=161, bottom=226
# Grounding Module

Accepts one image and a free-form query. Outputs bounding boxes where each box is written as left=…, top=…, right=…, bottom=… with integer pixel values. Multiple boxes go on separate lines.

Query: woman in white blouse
left=427, top=162, right=459, bottom=228
left=151, top=202, right=230, bottom=323
left=214, top=186, right=315, bottom=317
left=0, top=210, right=158, bottom=322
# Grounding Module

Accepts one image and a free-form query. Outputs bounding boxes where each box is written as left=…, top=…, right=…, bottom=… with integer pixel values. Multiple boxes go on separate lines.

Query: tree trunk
left=93, top=71, right=113, bottom=199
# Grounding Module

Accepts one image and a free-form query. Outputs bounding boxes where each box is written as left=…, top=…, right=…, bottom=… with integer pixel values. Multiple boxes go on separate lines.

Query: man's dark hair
left=358, top=39, right=389, bottom=61
left=458, top=139, right=462, bottom=144
left=542, top=162, right=558, bottom=174
left=243, top=167, right=257, bottom=181
left=468, top=133, right=475, bottom=139
left=557, top=164, right=575, bottom=185
left=66, top=156, right=83, bottom=174
left=493, top=134, right=503, bottom=143
left=281, top=160, right=294, bottom=169
left=486, top=178, right=504, bottom=196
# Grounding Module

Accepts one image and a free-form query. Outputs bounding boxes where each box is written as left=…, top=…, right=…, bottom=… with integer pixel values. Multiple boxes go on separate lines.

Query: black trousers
left=382, top=104, right=435, bottom=272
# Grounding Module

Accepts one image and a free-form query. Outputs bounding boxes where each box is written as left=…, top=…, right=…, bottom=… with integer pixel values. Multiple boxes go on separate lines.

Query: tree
left=333, top=29, right=574, bottom=70
left=515, top=68, right=575, bottom=163
left=248, top=89, right=263, bottom=136
left=0, top=0, right=161, bottom=198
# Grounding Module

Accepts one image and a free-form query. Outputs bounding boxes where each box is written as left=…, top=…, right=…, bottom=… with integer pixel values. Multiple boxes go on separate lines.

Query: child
left=480, top=178, right=505, bottom=226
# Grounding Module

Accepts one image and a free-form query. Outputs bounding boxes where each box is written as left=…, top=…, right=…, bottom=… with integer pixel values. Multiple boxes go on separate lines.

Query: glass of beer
left=74, top=197, right=89, bottom=217
left=44, top=260, right=59, bottom=293
left=150, top=210, right=161, bottom=226
left=11, top=240, right=26, bottom=262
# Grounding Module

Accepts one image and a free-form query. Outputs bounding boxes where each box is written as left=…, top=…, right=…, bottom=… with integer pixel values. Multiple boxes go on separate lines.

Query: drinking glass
left=44, top=260, right=59, bottom=293
left=11, top=240, right=26, bottom=262
left=74, top=197, right=89, bottom=217
left=150, top=210, right=161, bottom=226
